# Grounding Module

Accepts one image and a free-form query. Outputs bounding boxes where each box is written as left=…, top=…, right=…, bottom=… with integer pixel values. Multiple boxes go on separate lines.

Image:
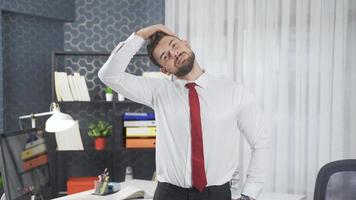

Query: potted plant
left=105, top=87, right=113, bottom=101
left=88, top=120, right=112, bottom=150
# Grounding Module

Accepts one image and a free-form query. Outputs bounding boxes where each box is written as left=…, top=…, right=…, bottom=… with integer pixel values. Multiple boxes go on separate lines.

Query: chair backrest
left=314, top=159, right=356, bottom=200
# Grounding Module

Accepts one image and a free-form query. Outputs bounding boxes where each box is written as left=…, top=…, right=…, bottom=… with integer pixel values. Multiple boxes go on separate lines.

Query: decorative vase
left=95, top=137, right=106, bottom=150
left=105, top=93, right=113, bottom=101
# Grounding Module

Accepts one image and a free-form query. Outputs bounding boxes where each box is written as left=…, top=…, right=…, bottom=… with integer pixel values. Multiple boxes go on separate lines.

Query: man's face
left=152, top=36, right=195, bottom=77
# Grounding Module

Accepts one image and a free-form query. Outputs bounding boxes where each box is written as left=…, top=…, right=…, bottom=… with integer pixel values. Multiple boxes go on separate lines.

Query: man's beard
left=174, top=52, right=195, bottom=77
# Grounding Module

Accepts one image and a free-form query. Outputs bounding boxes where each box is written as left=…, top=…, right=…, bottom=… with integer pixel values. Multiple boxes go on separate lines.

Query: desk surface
left=53, top=179, right=305, bottom=200
left=53, top=179, right=156, bottom=200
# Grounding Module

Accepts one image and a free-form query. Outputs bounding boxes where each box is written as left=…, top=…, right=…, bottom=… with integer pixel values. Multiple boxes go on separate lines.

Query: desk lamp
left=19, top=102, right=75, bottom=132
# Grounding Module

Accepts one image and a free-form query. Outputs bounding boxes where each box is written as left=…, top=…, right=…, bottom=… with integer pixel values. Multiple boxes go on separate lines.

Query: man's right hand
left=135, top=24, right=175, bottom=40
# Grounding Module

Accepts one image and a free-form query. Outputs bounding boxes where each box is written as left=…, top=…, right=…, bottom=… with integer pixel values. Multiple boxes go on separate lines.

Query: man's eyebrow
left=160, top=51, right=166, bottom=61
left=169, top=39, right=175, bottom=46
left=159, top=39, right=175, bottom=61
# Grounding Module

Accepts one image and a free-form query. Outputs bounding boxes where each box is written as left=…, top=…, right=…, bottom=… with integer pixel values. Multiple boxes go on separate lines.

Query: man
left=98, top=24, right=270, bottom=200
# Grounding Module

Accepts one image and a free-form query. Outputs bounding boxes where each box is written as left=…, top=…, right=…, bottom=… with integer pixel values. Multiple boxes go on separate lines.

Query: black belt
left=158, top=181, right=230, bottom=193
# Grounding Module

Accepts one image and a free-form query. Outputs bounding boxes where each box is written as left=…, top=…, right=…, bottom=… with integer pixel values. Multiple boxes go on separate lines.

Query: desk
left=53, top=179, right=156, bottom=200
left=53, top=180, right=305, bottom=200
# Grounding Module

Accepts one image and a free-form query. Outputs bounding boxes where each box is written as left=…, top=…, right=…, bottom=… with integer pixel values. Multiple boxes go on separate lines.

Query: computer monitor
left=0, top=128, right=52, bottom=200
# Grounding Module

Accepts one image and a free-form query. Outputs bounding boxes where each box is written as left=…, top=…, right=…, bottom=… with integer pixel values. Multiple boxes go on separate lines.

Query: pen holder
left=93, top=180, right=109, bottom=195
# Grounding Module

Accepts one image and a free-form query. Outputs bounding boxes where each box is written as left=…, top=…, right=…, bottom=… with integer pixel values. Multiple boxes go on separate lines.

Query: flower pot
left=95, top=137, right=106, bottom=150
left=105, top=93, right=113, bottom=101
left=118, top=93, right=125, bottom=101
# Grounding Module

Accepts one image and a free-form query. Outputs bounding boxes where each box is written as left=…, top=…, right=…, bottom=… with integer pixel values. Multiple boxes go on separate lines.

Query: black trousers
left=153, top=182, right=231, bottom=200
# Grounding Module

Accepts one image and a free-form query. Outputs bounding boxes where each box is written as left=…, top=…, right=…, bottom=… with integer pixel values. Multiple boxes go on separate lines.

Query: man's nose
left=168, top=49, right=179, bottom=59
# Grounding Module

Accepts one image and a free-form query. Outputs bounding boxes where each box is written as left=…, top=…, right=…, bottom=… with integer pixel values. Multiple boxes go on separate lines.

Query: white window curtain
left=165, top=0, right=356, bottom=199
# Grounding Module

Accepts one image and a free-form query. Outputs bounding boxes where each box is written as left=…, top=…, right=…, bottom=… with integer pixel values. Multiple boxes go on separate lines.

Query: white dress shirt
left=98, top=33, right=271, bottom=199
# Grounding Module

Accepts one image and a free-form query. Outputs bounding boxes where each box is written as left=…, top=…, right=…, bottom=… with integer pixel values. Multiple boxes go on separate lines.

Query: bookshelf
left=50, top=51, right=156, bottom=196
left=51, top=51, right=154, bottom=149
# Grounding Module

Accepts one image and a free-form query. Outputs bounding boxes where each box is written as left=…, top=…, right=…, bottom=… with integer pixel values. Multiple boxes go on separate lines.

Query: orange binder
left=126, top=138, right=156, bottom=148
left=22, top=154, right=48, bottom=171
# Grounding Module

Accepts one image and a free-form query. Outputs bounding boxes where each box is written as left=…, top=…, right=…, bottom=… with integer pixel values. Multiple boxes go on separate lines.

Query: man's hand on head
left=136, top=24, right=175, bottom=40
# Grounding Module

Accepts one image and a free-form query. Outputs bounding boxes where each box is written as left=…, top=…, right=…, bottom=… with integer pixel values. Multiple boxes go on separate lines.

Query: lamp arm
left=19, top=111, right=54, bottom=120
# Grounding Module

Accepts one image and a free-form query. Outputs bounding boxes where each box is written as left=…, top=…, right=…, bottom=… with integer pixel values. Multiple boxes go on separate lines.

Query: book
left=60, top=72, right=74, bottom=101
left=103, top=185, right=144, bottom=200
left=25, top=137, right=45, bottom=149
left=123, top=112, right=155, bottom=120
left=21, top=143, right=47, bottom=161
left=74, top=73, right=85, bottom=101
left=80, top=75, right=91, bottom=101
left=22, top=154, right=48, bottom=171
left=54, top=72, right=62, bottom=101
left=125, top=127, right=156, bottom=137
left=71, top=74, right=81, bottom=101
left=113, top=179, right=156, bottom=199
left=123, top=120, right=156, bottom=127
left=55, top=121, right=84, bottom=151
left=67, top=75, right=78, bottom=101
left=126, top=138, right=156, bottom=148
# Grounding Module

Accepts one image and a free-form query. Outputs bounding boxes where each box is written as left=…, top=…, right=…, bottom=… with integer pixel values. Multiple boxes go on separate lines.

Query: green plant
left=88, top=120, right=112, bottom=138
left=0, top=176, right=3, bottom=188
left=105, top=87, right=113, bottom=94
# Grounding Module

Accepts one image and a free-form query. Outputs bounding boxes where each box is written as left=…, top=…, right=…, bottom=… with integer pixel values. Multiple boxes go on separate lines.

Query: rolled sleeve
left=98, top=33, right=166, bottom=107
left=236, top=85, right=271, bottom=199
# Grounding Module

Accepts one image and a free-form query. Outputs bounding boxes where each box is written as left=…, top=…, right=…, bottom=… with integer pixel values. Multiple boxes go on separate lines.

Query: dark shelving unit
left=50, top=51, right=155, bottom=196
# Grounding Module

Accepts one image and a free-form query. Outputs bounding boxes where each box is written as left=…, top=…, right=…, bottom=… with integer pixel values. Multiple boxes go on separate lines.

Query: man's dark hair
left=147, top=31, right=169, bottom=68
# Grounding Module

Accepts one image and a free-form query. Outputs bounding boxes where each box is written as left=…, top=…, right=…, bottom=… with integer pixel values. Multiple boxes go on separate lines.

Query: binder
left=123, top=120, right=156, bottom=127
left=22, top=154, right=48, bottom=171
left=123, top=112, right=155, bottom=120
left=125, top=127, right=157, bottom=137
left=25, top=137, right=45, bottom=149
left=126, top=138, right=156, bottom=148
left=21, top=143, right=47, bottom=161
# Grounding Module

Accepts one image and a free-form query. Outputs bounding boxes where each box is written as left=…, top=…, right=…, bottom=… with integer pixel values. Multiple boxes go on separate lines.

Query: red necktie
left=185, top=83, right=207, bottom=192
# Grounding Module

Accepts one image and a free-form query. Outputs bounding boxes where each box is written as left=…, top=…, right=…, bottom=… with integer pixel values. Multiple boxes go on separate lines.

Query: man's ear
left=160, top=67, right=171, bottom=75
left=182, top=40, right=191, bottom=48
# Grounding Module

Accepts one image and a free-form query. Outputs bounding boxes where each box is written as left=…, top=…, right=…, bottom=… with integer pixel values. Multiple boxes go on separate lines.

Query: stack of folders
left=123, top=112, right=156, bottom=149
left=54, top=71, right=91, bottom=102
left=21, top=137, right=48, bottom=172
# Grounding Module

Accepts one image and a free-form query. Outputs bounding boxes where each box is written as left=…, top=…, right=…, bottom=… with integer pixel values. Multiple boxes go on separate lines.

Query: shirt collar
left=175, top=70, right=209, bottom=90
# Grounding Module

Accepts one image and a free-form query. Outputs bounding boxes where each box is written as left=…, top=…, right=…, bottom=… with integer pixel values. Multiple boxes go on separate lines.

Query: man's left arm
left=234, top=86, right=271, bottom=200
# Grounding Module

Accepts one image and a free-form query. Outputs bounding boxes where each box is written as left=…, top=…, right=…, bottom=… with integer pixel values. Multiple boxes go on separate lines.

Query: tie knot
left=185, top=82, right=196, bottom=89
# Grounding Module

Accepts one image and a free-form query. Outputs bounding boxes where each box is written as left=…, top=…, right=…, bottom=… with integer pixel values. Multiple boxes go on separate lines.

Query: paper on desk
left=111, top=185, right=144, bottom=199
left=55, top=121, right=84, bottom=151
left=119, top=179, right=157, bottom=199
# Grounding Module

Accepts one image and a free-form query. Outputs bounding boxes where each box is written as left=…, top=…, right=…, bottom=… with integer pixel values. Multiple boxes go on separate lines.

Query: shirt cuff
left=241, top=182, right=262, bottom=199
left=231, top=192, right=242, bottom=200
left=125, top=32, right=145, bottom=52
left=230, top=178, right=242, bottom=199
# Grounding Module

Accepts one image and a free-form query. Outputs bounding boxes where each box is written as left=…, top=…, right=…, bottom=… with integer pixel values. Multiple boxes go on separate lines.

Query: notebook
left=111, top=179, right=156, bottom=199
left=112, top=185, right=145, bottom=199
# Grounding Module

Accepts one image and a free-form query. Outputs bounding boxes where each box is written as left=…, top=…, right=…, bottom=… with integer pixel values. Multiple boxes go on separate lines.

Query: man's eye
left=173, top=43, right=176, bottom=48
left=164, top=55, right=167, bottom=60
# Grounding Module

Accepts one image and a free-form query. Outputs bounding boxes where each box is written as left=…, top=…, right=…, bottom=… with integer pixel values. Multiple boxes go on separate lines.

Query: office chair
left=314, top=159, right=356, bottom=200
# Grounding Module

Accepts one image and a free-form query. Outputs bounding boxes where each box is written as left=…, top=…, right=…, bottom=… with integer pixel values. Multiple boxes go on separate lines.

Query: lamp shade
left=45, top=109, right=75, bottom=132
